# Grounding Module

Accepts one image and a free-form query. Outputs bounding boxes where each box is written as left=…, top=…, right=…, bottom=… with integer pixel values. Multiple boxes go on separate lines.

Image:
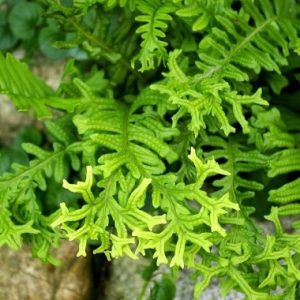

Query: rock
left=104, top=256, right=245, bottom=300
left=0, top=95, right=35, bottom=144
left=0, top=241, right=93, bottom=300
left=104, top=256, right=149, bottom=300
left=31, top=58, right=64, bottom=90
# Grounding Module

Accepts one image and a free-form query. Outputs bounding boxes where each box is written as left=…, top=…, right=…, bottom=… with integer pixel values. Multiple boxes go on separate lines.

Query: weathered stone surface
left=0, top=96, right=35, bottom=144
left=105, top=256, right=244, bottom=300
left=0, top=241, right=93, bottom=300
left=104, top=256, right=148, bottom=300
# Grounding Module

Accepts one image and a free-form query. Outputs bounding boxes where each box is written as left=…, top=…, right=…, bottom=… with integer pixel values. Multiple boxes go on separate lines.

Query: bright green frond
left=0, top=53, right=53, bottom=117
left=133, top=0, right=176, bottom=71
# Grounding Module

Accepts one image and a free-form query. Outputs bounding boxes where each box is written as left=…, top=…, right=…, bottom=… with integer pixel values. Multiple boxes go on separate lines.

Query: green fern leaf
left=268, top=149, right=300, bottom=177
left=200, top=135, right=267, bottom=214
left=73, top=0, right=137, bottom=10
left=0, top=53, right=79, bottom=118
left=73, top=79, right=179, bottom=178
left=0, top=53, right=53, bottom=117
left=133, top=0, right=176, bottom=71
left=52, top=166, right=166, bottom=258
left=269, top=179, right=300, bottom=204
left=152, top=50, right=267, bottom=136
left=196, top=0, right=297, bottom=81
left=176, top=0, right=228, bottom=32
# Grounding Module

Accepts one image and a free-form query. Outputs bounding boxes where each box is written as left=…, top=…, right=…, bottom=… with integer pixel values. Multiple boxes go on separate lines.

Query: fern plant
left=1, top=0, right=300, bottom=299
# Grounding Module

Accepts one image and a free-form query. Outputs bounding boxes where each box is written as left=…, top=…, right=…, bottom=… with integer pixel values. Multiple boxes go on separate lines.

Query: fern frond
left=251, top=106, right=300, bottom=230
left=73, top=79, right=179, bottom=178
left=176, top=0, right=229, bottom=32
left=0, top=118, right=82, bottom=263
left=0, top=53, right=79, bottom=118
left=153, top=50, right=268, bottom=136
left=0, top=53, right=53, bottom=117
left=53, top=145, right=238, bottom=266
left=132, top=0, right=176, bottom=71
left=250, top=106, right=298, bottom=151
left=73, top=0, right=137, bottom=10
left=269, top=179, right=300, bottom=205
left=52, top=166, right=167, bottom=258
left=268, top=149, right=300, bottom=177
left=197, top=0, right=298, bottom=81
left=138, top=157, right=239, bottom=268
left=0, top=208, right=38, bottom=250
left=49, top=83, right=239, bottom=263
left=72, top=0, right=99, bottom=8
left=200, top=135, right=267, bottom=209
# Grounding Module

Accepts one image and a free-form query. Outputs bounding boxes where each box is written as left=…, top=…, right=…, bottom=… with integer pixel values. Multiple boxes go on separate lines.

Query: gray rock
left=0, top=95, right=35, bottom=144
left=104, top=256, right=245, bottom=300
left=0, top=241, right=93, bottom=300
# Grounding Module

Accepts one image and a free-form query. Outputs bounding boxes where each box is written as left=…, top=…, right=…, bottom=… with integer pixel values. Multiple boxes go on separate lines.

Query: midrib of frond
left=120, top=106, right=182, bottom=222
left=119, top=104, right=150, bottom=178
left=149, top=5, right=164, bottom=52
left=154, top=183, right=183, bottom=226
left=226, top=140, right=260, bottom=235
left=102, top=172, right=119, bottom=225
left=0, top=145, right=72, bottom=187
left=222, top=16, right=278, bottom=68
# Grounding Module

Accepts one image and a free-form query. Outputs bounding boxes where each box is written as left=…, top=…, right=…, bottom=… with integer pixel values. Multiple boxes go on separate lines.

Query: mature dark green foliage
left=1, top=0, right=300, bottom=299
